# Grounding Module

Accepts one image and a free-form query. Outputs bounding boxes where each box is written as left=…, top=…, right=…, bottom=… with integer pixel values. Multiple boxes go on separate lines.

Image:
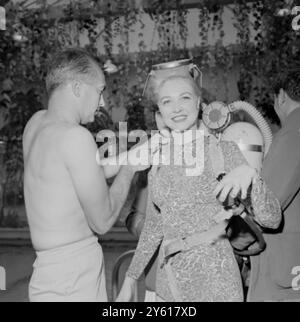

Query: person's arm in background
left=126, top=173, right=148, bottom=238
left=262, top=130, right=300, bottom=211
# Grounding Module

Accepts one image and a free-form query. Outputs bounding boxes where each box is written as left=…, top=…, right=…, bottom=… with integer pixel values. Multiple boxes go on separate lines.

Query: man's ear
left=72, top=80, right=81, bottom=98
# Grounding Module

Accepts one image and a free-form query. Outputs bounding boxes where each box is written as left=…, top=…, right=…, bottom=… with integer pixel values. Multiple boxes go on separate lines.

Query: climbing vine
left=0, top=0, right=299, bottom=226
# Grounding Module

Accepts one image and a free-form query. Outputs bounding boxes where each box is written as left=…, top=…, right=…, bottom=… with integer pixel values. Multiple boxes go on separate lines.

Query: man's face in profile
left=81, top=71, right=106, bottom=124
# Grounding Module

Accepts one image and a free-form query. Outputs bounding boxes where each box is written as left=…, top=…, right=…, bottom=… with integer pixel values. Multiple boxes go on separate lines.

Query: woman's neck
left=171, top=120, right=206, bottom=145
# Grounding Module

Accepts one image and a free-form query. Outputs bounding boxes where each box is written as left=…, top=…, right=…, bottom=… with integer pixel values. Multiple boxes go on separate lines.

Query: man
left=23, top=48, right=154, bottom=301
left=248, top=69, right=300, bottom=301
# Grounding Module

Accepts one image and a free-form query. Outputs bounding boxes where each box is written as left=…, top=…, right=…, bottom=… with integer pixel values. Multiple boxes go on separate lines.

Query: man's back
left=23, top=111, right=92, bottom=251
left=22, top=47, right=151, bottom=301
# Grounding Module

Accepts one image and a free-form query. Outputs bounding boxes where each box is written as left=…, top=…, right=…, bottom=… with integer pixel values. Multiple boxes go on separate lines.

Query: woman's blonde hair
left=149, top=75, right=201, bottom=105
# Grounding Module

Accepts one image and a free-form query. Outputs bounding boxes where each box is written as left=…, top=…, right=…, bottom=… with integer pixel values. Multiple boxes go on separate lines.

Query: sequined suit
left=126, top=137, right=281, bottom=302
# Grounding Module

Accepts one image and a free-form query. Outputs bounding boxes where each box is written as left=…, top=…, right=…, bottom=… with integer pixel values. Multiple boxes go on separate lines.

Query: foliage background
left=0, top=0, right=299, bottom=227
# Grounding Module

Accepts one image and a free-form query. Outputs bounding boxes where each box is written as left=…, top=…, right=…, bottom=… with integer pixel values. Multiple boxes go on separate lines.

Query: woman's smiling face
left=157, top=77, right=200, bottom=132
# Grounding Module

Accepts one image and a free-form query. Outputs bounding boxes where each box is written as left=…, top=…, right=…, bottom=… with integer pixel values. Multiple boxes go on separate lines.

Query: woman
left=117, top=75, right=281, bottom=302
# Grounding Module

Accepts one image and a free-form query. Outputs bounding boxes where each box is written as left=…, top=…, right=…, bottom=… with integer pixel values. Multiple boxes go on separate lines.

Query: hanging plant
left=1, top=0, right=299, bottom=227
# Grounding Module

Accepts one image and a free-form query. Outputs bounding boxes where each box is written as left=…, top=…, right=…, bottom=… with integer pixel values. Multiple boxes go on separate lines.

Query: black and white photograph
left=0, top=0, right=300, bottom=304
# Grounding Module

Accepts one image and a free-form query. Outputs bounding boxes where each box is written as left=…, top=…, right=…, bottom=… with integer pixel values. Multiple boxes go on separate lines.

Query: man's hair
left=45, top=48, right=101, bottom=97
left=273, top=69, right=300, bottom=102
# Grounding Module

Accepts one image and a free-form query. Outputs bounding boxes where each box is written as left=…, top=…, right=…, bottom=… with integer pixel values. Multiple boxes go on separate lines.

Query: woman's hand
left=213, top=164, right=259, bottom=202
left=115, top=276, right=137, bottom=302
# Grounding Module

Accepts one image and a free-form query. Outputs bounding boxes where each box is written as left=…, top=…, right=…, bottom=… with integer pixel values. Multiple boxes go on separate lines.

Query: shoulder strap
left=208, top=134, right=225, bottom=177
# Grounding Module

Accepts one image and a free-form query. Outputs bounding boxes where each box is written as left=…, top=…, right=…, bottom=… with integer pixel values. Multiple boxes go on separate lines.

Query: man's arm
left=61, top=126, right=136, bottom=235
left=262, top=130, right=300, bottom=211
left=96, top=149, right=128, bottom=179
left=97, top=132, right=169, bottom=178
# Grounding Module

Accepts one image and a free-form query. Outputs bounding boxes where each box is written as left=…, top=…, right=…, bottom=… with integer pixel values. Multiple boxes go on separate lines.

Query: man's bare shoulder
left=62, top=125, right=95, bottom=147
left=23, top=110, right=46, bottom=135
left=28, top=109, right=47, bottom=122
left=22, top=110, right=47, bottom=156
left=61, top=125, right=97, bottom=162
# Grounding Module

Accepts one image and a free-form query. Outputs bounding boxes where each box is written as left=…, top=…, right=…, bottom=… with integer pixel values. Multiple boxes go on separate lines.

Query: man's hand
left=127, top=132, right=170, bottom=172
left=115, top=276, right=137, bottom=302
left=97, top=131, right=170, bottom=175
left=214, top=164, right=259, bottom=202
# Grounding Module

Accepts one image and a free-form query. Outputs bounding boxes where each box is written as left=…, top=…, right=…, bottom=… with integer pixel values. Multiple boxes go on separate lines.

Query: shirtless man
left=23, top=48, right=156, bottom=302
